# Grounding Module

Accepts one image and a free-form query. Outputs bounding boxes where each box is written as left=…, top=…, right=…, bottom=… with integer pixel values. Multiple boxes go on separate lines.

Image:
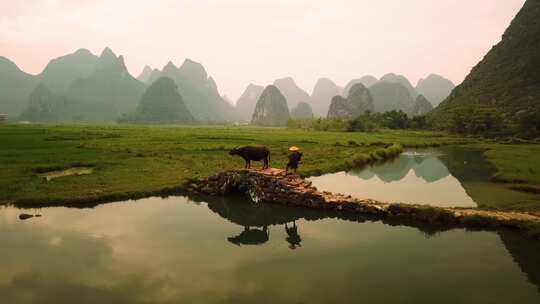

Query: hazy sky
left=0, top=0, right=525, bottom=101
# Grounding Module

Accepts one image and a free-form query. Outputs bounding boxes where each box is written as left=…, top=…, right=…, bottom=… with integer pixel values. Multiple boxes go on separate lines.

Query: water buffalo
left=229, top=146, right=270, bottom=169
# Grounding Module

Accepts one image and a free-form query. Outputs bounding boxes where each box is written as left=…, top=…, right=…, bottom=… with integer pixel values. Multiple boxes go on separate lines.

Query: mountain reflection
left=348, top=151, right=450, bottom=183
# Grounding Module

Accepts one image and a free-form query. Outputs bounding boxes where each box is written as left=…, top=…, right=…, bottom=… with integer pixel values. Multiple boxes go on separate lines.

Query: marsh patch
left=39, top=167, right=93, bottom=181
left=33, top=165, right=95, bottom=181
left=45, top=133, right=121, bottom=141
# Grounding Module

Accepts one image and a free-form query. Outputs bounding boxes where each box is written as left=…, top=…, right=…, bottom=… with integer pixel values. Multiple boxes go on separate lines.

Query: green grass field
left=1, top=124, right=539, bottom=210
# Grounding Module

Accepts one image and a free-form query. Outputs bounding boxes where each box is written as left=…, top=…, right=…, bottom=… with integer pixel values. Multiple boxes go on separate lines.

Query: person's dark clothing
left=286, top=151, right=302, bottom=173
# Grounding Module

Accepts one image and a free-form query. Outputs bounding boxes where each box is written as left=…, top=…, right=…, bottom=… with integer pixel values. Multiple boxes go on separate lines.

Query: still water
left=310, top=147, right=540, bottom=208
left=1, top=195, right=540, bottom=304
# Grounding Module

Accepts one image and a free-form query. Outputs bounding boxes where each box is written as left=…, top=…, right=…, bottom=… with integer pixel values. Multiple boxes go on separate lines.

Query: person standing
left=286, top=146, right=302, bottom=174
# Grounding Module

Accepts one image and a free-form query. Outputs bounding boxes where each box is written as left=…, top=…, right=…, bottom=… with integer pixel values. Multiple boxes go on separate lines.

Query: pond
left=309, top=147, right=540, bottom=208
left=1, top=195, right=540, bottom=303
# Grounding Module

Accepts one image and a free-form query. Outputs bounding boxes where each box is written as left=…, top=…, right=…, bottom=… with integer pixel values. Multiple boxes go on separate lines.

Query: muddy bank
left=188, top=168, right=540, bottom=239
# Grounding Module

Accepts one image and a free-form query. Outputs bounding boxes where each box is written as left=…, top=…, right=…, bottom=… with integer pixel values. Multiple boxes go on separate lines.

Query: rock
left=327, top=96, right=353, bottom=119
left=290, top=101, right=314, bottom=119
left=251, top=85, right=290, bottom=126
left=327, top=83, right=374, bottom=119
left=125, top=77, right=195, bottom=124
left=370, top=81, right=415, bottom=114
left=19, top=214, right=35, bottom=220
left=409, top=94, right=434, bottom=116
left=347, top=83, right=375, bottom=115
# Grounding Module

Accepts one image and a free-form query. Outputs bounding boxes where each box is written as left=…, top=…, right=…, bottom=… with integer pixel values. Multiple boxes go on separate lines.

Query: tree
left=380, top=110, right=409, bottom=129
left=445, top=106, right=505, bottom=135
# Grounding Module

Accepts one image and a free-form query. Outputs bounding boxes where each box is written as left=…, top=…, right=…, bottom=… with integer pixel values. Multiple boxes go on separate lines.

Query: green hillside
left=432, top=0, right=540, bottom=135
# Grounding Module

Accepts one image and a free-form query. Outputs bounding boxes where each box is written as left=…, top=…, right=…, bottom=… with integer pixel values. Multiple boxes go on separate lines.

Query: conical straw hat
left=289, top=146, right=300, bottom=152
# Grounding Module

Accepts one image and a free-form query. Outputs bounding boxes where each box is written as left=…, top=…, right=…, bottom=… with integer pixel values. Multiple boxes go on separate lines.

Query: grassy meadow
left=1, top=124, right=540, bottom=210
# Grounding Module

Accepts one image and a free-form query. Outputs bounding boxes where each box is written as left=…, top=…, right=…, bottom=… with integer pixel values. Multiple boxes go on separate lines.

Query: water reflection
left=352, top=150, right=451, bottom=183
left=310, top=147, right=540, bottom=208
left=206, top=195, right=307, bottom=249
left=310, top=149, right=476, bottom=207
left=285, top=222, right=302, bottom=249
left=498, top=230, right=540, bottom=293
left=1, top=196, right=540, bottom=303
left=228, top=226, right=269, bottom=246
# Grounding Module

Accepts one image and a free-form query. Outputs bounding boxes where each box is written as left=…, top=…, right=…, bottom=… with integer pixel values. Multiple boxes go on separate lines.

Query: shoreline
left=188, top=168, right=540, bottom=240
left=5, top=166, right=540, bottom=240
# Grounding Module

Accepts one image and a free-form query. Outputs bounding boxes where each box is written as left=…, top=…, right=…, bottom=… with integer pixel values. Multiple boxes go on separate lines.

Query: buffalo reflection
left=228, top=226, right=269, bottom=246
left=205, top=195, right=310, bottom=249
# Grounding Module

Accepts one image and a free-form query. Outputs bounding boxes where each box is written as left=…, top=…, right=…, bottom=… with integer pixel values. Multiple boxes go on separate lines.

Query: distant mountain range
left=3, top=0, right=535, bottom=134
left=139, top=59, right=238, bottom=122
left=415, top=74, right=455, bottom=107
left=273, top=77, right=311, bottom=109
left=13, top=48, right=145, bottom=122
left=235, top=84, right=264, bottom=121
left=311, top=78, right=341, bottom=117
left=0, top=46, right=456, bottom=123
left=63, top=48, right=146, bottom=122
left=136, top=66, right=154, bottom=83
left=0, top=48, right=237, bottom=123
left=0, top=57, right=38, bottom=116
left=343, top=76, right=378, bottom=97
left=40, top=48, right=99, bottom=92
left=234, top=73, right=453, bottom=120
left=380, top=73, right=418, bottom=99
